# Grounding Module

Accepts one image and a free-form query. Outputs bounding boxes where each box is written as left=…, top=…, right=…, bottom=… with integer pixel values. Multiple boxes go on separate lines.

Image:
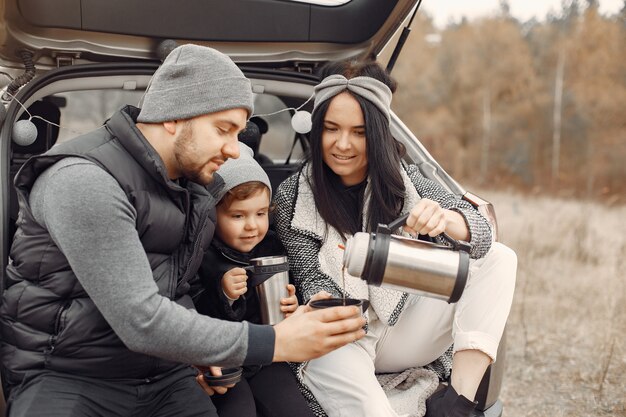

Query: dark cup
left=309, top=298, right=364, bottom=314
left=202, top=367, right=243, bottom=387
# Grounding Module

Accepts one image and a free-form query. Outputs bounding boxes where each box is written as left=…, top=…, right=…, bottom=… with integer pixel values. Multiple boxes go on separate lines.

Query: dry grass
left=480, top=189, right=626, bottom=417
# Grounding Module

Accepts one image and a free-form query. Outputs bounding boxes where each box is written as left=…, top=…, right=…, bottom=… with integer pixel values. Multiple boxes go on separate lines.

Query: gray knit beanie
left=137, top=44, right=254, bottom=123
left=215, top=143, right=272, bottom=201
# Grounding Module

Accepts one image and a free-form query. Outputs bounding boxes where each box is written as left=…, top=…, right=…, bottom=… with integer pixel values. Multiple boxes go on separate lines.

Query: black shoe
left=425, top=384, right=477, bottom=417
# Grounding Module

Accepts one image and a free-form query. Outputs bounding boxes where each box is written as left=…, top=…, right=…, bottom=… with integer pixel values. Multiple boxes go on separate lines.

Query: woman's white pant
left=301, top=242, right=517, bottom=417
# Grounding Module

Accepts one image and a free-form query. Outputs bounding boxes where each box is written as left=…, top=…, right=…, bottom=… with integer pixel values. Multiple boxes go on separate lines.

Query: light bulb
left=13, top=119, right=38, bottom=146
left=157, top=39, right=179, bottom=62
left=291, top=110, right=312, bottom=134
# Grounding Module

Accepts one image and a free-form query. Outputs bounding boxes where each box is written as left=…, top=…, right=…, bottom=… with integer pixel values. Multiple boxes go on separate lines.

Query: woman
left=273, top=60, right=517, bottom=417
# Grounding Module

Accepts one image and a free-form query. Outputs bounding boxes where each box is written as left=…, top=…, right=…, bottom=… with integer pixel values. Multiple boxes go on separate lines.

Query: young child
left=195, top=143, right=314, bottom=417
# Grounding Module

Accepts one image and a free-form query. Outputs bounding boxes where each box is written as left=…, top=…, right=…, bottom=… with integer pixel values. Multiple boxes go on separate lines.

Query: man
left=0, top=44, right=365, bottom=417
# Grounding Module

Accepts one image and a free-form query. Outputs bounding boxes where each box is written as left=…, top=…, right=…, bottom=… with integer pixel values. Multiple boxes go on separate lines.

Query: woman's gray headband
left=312, top=75, right=392, bottom=122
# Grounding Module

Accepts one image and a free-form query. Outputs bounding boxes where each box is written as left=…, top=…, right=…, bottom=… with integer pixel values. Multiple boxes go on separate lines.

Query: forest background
left=391, top=0, right=625, bottom=204
left=388, top=1, right=625, bottom=415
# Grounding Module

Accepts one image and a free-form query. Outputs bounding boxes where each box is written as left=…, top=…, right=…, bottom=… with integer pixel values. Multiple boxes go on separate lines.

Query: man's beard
left=173, top=121, right=212, bottom=185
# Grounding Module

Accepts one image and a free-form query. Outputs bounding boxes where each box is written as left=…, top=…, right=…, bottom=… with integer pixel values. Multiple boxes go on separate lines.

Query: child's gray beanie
left=138, top=44, right=254, bottom=123
left=216, top=143, right=272, bottom=201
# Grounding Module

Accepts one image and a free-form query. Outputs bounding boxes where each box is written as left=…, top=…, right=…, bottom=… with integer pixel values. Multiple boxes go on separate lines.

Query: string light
left=290, top=110, right=312, bottom=134
left=253, top=91, right=315, bottom=134
left=12, top=119, right=37, bottom=146
left=1, top=81, right=317, bottom=148
left=1, top=88, right=86, bottom=147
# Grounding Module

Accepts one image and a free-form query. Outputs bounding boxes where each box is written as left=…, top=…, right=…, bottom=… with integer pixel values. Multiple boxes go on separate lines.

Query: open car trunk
left=0, top=1, right=505, bottom=416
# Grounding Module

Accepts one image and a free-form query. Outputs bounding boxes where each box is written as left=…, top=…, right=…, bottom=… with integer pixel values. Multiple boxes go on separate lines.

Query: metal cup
left=249, top=255, right=290, bottom=325
left=309, top=298, right=364, bottom=315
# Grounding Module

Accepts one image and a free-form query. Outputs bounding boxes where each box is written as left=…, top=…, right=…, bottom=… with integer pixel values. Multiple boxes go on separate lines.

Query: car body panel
left=1, top=0, right=418, bottom=66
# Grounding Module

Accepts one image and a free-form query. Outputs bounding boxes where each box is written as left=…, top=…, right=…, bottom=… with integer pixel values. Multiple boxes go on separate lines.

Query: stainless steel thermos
left=248, top=255, right=290, bottom=325
left=342, top=214, right=471, bottom=303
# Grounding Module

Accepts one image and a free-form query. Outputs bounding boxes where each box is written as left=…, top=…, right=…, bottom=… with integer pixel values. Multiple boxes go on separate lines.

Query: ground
left=483, top=190, right=626, bottom=417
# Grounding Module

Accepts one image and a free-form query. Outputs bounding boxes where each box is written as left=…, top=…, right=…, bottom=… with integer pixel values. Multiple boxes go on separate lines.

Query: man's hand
left=195, top=366, right=235, bottom=396
left=272, top=302, right=366, bottom=362
left=280, top=284, right=299, bottom=318
left=221, top=267, right=248, bottom=300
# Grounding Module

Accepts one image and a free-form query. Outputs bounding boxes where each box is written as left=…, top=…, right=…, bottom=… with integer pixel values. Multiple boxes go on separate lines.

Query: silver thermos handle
left=386, top=213, right=471, bottom=253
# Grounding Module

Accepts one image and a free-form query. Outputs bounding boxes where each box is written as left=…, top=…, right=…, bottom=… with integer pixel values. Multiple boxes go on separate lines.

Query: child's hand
left=222, top=267, right=249, bottom=300
left=280, top=284, right=299, bottom=318
left=308, top=290, right=332, bottom=304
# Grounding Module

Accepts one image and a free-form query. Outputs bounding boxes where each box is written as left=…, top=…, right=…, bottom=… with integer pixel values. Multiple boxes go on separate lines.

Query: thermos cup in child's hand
left=248, top=256, right=290, bottom=325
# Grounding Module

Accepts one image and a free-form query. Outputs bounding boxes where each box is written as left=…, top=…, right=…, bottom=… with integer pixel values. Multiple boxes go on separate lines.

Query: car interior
left=0, top=0, right=508, bottom=415
left=3, top=67, right=317, bottom=236
left=1, top=69, right=505, bottom=417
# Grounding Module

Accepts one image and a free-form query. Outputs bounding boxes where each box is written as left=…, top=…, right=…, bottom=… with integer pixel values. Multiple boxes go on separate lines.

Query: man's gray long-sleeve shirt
left=29, top=157, right=275, bottom=368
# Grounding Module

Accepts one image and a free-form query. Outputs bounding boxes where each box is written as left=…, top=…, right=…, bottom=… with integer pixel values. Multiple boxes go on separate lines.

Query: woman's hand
left=221, top=267, right=248, bottom=300
left=404, top=199, right=470, bottom=241
left=194, top=366, right=235, bottom=396
left=280, top=284, right=299, bottom=318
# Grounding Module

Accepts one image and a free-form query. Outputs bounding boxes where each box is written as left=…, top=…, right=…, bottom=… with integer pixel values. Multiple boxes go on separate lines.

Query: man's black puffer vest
left=0, top=106, right=218, bottom=388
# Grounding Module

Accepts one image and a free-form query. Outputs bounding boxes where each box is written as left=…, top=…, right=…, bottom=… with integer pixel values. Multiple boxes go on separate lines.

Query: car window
left=51, top=90, right=304, bottom=163
left=253, top=94, right=305, bottom=163
left=55, top=90, right=144, bottom=143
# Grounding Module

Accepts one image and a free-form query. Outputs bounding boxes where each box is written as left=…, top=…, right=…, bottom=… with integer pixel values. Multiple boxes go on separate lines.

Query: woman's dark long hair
left=307, top=60, right=406, bottom=238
